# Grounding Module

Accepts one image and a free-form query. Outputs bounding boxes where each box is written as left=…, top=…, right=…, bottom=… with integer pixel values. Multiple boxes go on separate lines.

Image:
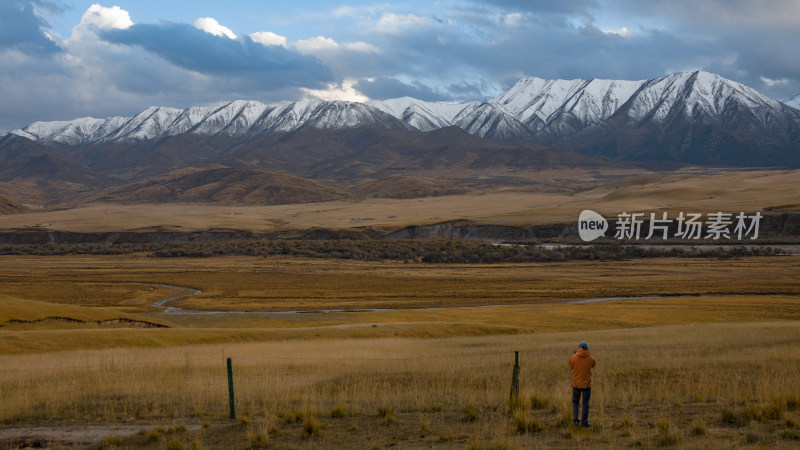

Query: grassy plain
left=1, top=168, right=798, bottom=232
left=0, top=254, right=799, bottom=448
left=2, top=322, right=800, bottom=449
left=2, top=163, right=800, bottom=448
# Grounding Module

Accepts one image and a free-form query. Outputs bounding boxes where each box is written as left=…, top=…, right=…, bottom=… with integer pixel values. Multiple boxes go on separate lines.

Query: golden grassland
left=2, top=323, right=800, bottom=448
left=1, top=255, right=798, bottom=311
left=0, top=295, right=170, bottom=328
left=1, top=168, right=798, bottom=232
left=0, top=254, right=799, bottom=448
left=0, top=254, right=797, bottom=354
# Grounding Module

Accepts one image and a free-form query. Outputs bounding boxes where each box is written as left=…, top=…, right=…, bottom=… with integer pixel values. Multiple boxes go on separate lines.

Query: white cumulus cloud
left=344, top=41, right=379, bottom=53
left=301, top=79, right=369, bottom=102
left=293, top=36, right=378, bottom=55
left=78, top=4, right=133, bottom=31
left=294, top=36, right=339, bottom=54
left=193, top=17, right=237, bottom=39
left=375, top=13, right=432, bottom=35
left=250, top=31, right=287, bottom=47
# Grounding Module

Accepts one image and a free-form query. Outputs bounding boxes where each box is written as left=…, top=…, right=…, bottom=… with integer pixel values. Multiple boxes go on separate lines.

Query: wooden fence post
left=510, top=350, right=520, bottom=401
left=227, top=357, right=236, bottom=420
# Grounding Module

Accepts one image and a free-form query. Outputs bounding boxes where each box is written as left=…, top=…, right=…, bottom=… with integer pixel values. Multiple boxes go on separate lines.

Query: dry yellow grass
left=1, top=255, right=797, bottom=314
left=0, top=295, right=168, bottom=329
left=0, top=253, right=799, bottom=447
left=0, top=167, right=797, bottom=447
left=2, top=294, right=798, bottom=355
left=0, top=255, right=796, bottom=355
left=1, top=168, right=797, bottom=231
left=2, top=322, right=799, bottom=448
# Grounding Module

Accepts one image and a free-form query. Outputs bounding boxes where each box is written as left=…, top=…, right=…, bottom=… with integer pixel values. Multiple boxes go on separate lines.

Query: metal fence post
left=510, top=350, right=520, bottom=401
left=227, top=357, right=236, bottom=420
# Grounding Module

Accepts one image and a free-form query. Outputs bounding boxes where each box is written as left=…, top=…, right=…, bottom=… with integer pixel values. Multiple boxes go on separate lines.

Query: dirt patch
left=0, top=424, right=151, bottom=448
left=0, top=317, right=168, bottom=329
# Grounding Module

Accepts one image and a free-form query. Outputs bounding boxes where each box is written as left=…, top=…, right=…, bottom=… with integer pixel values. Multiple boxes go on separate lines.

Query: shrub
left=329, top=405, right=347, bottom=418
left=690, top=418, right=707, bottom=436
left=101, top=435, right=123, bottom=449
left=248, top=432, right=269, bottom=449
left=618, top=416, right=635, bottom=437
left=513, top=412, right=542, bottom=434
left=419, top=417, right=430, bottom=435
left=166, top=440, right=185, bottom=450
left=4, top=238, right=784, bottom=262
left=529, top=395, right=550, bottom=409
left=745, top=432, right=761, bottom=444
left=463, top=405, right=480, bottom=422
left=555, top=414, right=573, bottom=429
left=378, top=405, right=395, bottom=423
left=656, top=420, right=682, bottom=446
left=721, top=407, right=736, bottom=425
left=421, top=404, right=443, bottom=413
left=780, top=429, right=800, bottom=441
left=721, top=405, right=759, bottom=426
left=762, top=399, right=786, bottom=421
left=145, top=427, right=165, bottom=443
left=507, top=396, right=528, bottom=413
left=468, top=441, right=519, bottom=450
left=302, top=416, right=322, bottom=439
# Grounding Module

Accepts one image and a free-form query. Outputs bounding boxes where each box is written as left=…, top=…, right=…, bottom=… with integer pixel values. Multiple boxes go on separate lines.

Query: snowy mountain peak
left=493, top=76, right=645, bottom=132
left=109, top=106, right=183, bottom=141
left=453, top=102, right=533, bottom=140
left=12, top=116, right=129, bottom=146
left=367, top=97, right=474, bottom=131
left=621, top=70, right=788, bottom=128
left=9, top=71, right=798, bottom=146
left=190, top=100, right=270, bottom=137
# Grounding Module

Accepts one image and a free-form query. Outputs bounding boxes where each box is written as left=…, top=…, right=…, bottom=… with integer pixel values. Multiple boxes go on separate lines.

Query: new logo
left=578, top=210, right=608, bottom=242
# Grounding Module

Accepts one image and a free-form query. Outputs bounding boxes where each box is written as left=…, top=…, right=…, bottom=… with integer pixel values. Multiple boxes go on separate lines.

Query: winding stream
left=128, top=283, right=798, bottom=315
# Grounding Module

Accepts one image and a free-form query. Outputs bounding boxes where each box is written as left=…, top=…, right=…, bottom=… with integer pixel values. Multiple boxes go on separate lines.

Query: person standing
left=570, top=341, right=596, bottom=427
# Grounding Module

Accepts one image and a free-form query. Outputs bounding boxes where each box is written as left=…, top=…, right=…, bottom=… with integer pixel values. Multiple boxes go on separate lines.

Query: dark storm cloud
left=0, top=0, right=61, bottom=55
left=347, top=0, right=800, bottom=101
left=356, top=7, right=706, bottom=102
left=598, top=0, right=800, bottom=98
left=489, top=24, right=704, bottom=81
left=607, top=0, right=800, bottom=27
left=719, top=29, right=800, bottom=99
left=2, top=0, right=800, bottom=133
left=99, top=23, right=334, bottom=88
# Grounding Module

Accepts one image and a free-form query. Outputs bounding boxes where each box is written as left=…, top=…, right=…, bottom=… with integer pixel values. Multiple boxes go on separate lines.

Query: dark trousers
left=572, top=387, right=591, bottom=424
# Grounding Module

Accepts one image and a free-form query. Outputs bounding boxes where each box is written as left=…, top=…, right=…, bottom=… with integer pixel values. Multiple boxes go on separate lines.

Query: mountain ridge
left=0, top=124, right=616, bottom=205
left=89, top=166, right=347, bottom=205
left=6, top=70, right=800, bottom=168
left=12, top=70, right=796, bottom=145
left=0, top=194, right=28, bottom=214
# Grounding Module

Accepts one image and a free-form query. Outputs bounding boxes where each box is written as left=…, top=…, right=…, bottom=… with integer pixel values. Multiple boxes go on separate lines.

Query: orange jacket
left=569, top=348, right=596, bottom=389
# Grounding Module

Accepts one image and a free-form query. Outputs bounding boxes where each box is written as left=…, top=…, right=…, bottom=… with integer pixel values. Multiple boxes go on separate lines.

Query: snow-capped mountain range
left=11, top=71, right=799, bottom=147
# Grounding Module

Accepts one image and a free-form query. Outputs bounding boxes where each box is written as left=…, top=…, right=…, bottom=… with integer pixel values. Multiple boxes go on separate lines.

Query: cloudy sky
left=1, top=0, right=799, bottom=132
